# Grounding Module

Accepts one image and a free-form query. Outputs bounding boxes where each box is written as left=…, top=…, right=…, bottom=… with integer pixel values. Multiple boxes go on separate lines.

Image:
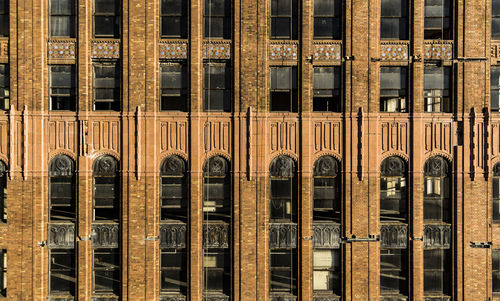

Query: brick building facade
left=0, top=0, right=498, bottom=300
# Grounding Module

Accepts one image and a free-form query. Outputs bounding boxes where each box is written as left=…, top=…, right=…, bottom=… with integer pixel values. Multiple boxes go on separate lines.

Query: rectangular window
left=424, top=249, right=451, bottom=296
left=0, top=0, right=8, bottom=37
left=424, top=0, right=452, bottom=39
left=270, top=66, right=298, bottom=112
left=493, top=250, right=500, bottom=293
left=314, top=0, right=341, bottom=39
left=494, top=177, right=500, bottom=222
left=50, top=65, right=77, bottom=111
left=93, top=176, right=119, bottom=221
left=313, top=249, right=340, bottom=294
left=270, top=177, right=297, bottom=222
left=381, top=0, right=408, bottom=40
left=161, top=62, right=188, bottom=111
left=204, top=0, right=231, bottom=39
left=424, top=66, right=451, bottom=113
left=0, top=171, right=5, bottom=222
left=380, top=66, right=407, bottom=112
left=161, top=249, right=187, bottom=294
left=93, top=62, right=120, bottom=111
left=270, top=249, right=297, bottom=294
left=161, top=175, right=188, bottom=221
left=50, top=177, right=76, bottom=221
left=380, top=249, right=407, bottom=296
left=271, top=0, right=298, bottom=39
left=0, top=250, right=5, bottom=297
left=50, top=0, right=76, bottom=37
left=203, top=61, right=231, bottom=112
left=203, top=250, right=230, bottom=295
left=492, top=67, right=500, bottom=112
left=93, top=248, right=120, bottom=295
left=380, top=177, right=407, bottom=221
left=161, top=0, right=187, bottom=38
left=494, top=0, right=500, bottom=39
left=0, top=64, right=9, bottom=110
left=93, top=0, right=120, bottom=38
left=50, top=250, right=76, bottom=296
left=313, top=66, right=341, bottom=112
left=424, top=178, right=450, bottom=222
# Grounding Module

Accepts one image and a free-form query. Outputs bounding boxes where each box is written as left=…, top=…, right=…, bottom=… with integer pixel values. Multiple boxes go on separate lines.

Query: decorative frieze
left=91, top=223, right=119, bottom=248
left=269, top=223, right=297, bottom=249
left=380, top=224, right=408, bottom=249
left=160, top=295, right=187, bottom=301
left=91, top=40, right=120, bottom=59
left=91, top=297, right=119, bottom=301
left=423, top=224, right=451, bottom=249
left=0, top=39, right=7, bottom=59
left=314, top=295, right=340, bottom=301
left=270, top=295, right=297, bottom=301
left=313, top=43, right=342, bottom=61
left=380, top=296, right=408, bottom=301
left=203, top=41, right=231, bottom=59
left=203, top=222, right=229, bottom=248
left=47, top=296, right=75, bottom=301
left=423, top=296, right=451, bottom=301
left=159, top=41, right=188, bottom=59
left=47, top=223, right=75, bottom=249
left=313, top=222, right=341, bottom=249
left=203, top=294, right=230, bottom=301
left=48, top=40, right=76, bottom=59
left=424, top=43, right=453, bottom=60
left=380, top=43, right=409, bottom=61
left=270, top=42, right=298, bottom=60
left=159, top=223, right=187, bottom=249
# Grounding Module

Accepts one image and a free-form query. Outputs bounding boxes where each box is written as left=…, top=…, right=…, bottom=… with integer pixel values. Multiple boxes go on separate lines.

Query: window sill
left=160, top=293, right=187, bottom=301
left=313, top=292, right=341, bottom=301
left=380, top=294, right=408, bottom=301
left=91, top=294, right=119, bottom=301
left=202, top=293, right=229, bottom=301
left=270, top=293, right=297, bottom=301
left=423, top=294, right=451, bottom=301
left=47, top=295, right=75, bottom=301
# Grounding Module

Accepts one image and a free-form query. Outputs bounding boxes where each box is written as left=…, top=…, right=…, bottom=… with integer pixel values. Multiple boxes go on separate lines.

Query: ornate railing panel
left=91, top=223, right=119, bottom=248
left=203, top=223, right=229, bottom=248
left=423, top=224, right=451, bottom=249
left=270, top=294, right=298, bottom=301
left=424, top=296, right=451, bottom=301
left=313, top=295, right=341, bottom=301
left=313, top=222, right=341, bottom=249
left=380, top=224, right=408, bottom=249
left=47, top=223, right=75, bottom=249
left=160, top=295, right=187, bottom=301
left=269, top=223, right=297, bottom=249
left=380, top=295, right=408, bottom=301
left=203, top=294, right=230, bottom=301
left=159, top=223, right=187, bottom=249
left=47, top=297, right=75, bottom=301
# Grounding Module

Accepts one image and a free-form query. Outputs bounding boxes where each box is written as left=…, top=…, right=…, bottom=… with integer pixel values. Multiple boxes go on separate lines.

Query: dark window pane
left=161, top=64, right=188, bottom=111
left=50, top=250, right=75, bottom=295
left=0, top=0, right=8, bottom=37
left=380, top=249, right=407, bottom=295
left=93, top=63, right=120, bottom=111
left=203, top=251, right=230, bottom=294
left=270, top=250, right=297, bottom=293
left=271, top=0, right=297, bottom=39
left=270, top=67, right=298, bottom=112
left=95, top=0, right=116, bottom=13
left=204, top=63, right=231, bottom=112
left=161, top=250, right=187, bottom=293
left=493, top=250, right=500, bottom=292
left=204, top=0, right=230, bottom=38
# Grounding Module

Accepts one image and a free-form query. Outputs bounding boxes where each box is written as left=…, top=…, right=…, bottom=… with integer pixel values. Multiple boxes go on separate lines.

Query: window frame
left=92, top=61, right=121, bottom=111
left=0, top=250, right=5, bottom=297
left=0, top=162, right=6, bottom=223
left=312, top=249, right=341, bottom=295
left=424, top=65, right=452, bottom=113
left=423, top=249, right=451, bottom=296
left=50, top=65, right=77, bottom=111
left=313, top=156, right=340, bottom=222
left=380, top=66, right=408, bottom=113
left=269, top=156, right=298, bottom=223
left=49, top=0, right=76, bottom=38
left=270, top=0, right=298, bottom=40
left=313, top=0, right=342, bottom=39
left=380, top=248, right=408, bottom=296
left=202, top=156, right=231, bottom=222
left=160, top=155, right=188, bottom=222
left=49, top=155, right=76, bottom=222
left=380, top=0, right=408, bottom=40
left=203, top=60, right=231, bottom=112
left=0, top=64, right=10, bottom=111
left=160, top=0, right=188, bottom=38
left=92, top=248, right=120, bottom=295
left=270, top=66, right=298, bottom=113
left=424, top=0, right=452, bottom=40
left=49, top=249, right=76, bottom=296
left=93, top=0, right=121, bottom=38
left=492, top=66, right=500, bottom=112
left=0, top=0, right=8, bottom=37
left=92, top=156, right=120, bottom=222
left=494, top=0, right=500, bottom=40
left=203, top=0, right=231, bottom=39
left=269, top=249, right=298, bottom=295
left=160, top=61, right=189, bottom=112
left=160, top=248, right=187, bottom=294
left=313, top=66, right=342, bottom=112
left=493, top=249, right=500, bottom=293
left=202, top=249, right=231, bottom=295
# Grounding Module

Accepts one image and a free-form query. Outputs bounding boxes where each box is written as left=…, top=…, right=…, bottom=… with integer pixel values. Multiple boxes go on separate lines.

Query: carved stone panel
left=380, top=224, right=408, bottom=249
left=160, top=295, right=187, bottom=301
left=0, top=39, right=8, bottom=59
left=89, top=120, right=120, bottom=154
left=313, top=42, right=342, bottom=61
left=203, top=294, right=230, bottom=301
left=380, top=43, right=409, bottom=61
left=270, top=42, right=298, bottom=60
left=159, top=41, right=188, bottom=59
left=380, top=296, right=408, bottom=301
left=159, top=223, right=187, bottom=249
left=203, top=41, right=231, bottom=59
left=270, top=121, right=297, bottom=155
left=160, top=121, right=188, bottom=155
left=47, top=223, right=75, bottom=249
left=313, top=223, right=341, bottom=249
left=424, top=43, right=453, bottom=60
left=313, top=296, right=340, bottom=301
left=203, top=120, right=231, bottom=155
left=203, top=223, right=229, bottom=248
left=313, top=121, right=341, bottom=155
left=48, top=40, right=76, bottom=59
left=381, top=121, right=408, bottom=155
left=0, top=119, right=8, bottom=158
left=270, top=295, right=297, bottom=301
left=423, top=296, right=451, bottom=301
left=491, top=123, right=500, bottom=160
left=91, top=223, right=119, bottom=248
left=49, top=120, right=77, bottom=155
left=423, top=225, right=451, bottom=249
left=424, top=122, right=452, bottom=155
left=269, top=223, right=297, bottom=249
left=91, top=40, right=120, bottom=58
left=47, top=297, right=75, bottom=301
left=91, top=297, right=120, bottom=301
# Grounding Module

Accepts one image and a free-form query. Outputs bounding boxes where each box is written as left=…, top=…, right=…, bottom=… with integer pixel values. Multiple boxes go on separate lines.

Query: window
left=160, top=155, right=188, bottom=222
left=271, top=0, right=298, bottom=39
left=50, top=0, right=76, bottom=37
left=203, top=250, right=230, bottom=294
left=93, top=155, right=120, bottom=221
left=424, top=156, right=450, bottom=223
left=424, top=66, right=451, bottom=113
left=313, top=156, right=340, bottom=222
left=494, top=163, right=500, bottom=222
left=0, top=162, right=6, bottom=223
left=313, top=67, right=341, bottom=112
left=270, top=66, right=298, bottom=112
left=314, top=0, right=341, bottom=39
left=50, top=250, right=75, bottom=296
left=50, top=65, right=76, bottom=111
left=204, top=0, right=231, bottom=39
left=381, top=0, right=408, bottom=40
left=270, top=249, right=297, bottom=294
left=380, top=157, right=407, bottom=222
left=49, top=155, right=76, bottom=221
left=0, top=250, right=5, bottom=297
left=424, top=249, right=451, bottom=295
left=380, top=249, right=407, bottom=296
left=0, top=64, right=9, bottom=110
left=161, top=0, right=187, bottom=38
left=494, top=0, right=500, bottom=39
left=93, top=0, right=120, bottom=38
left=492, top=67, right=500, bottom=112
left=161, top=249, right=187, bottom=294
left=424, top=0, right=452, bottom=39
left=93, top=62, right=120, bottom=111
left=493, top=250, right=500, bottom=293
left=203, top=156, right=230, bottom=221
left=161, top=62, right=188, bottom=112
left=203, top=61, right=231, bottom=112
left=0, top=0, right=8, bottom=37
left=93, top=248, right=120, bottom=295
left=380, top=67, right=407, bottom=112
left=313, top=249, right=340, bottom=294
left=270, top=156, right=297, bottom=222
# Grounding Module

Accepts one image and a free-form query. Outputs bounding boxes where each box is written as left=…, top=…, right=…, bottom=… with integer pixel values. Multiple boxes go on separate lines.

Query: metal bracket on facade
left=412, top=55, right=422, bottom=62
left=470, top=241, right=492, bottom=248
left=78, top=235, right=91, bottom=241
left=343, top=235, right=379, bottom=243
left=370, top=57, right=381, bottom=62
left=302, top=235, right=313, bottom=240
left=454, top=57, right=487, bottom=62
left=343, top=56, right=355, bottom=61
left=37, top=241, right=46, bottom=247
left=145, top=236, right=159, bottom=241
left=410, top=236, right=423, bottom=241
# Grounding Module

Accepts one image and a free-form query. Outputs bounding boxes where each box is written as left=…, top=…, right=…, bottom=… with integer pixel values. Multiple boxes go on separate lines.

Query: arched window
left=493, top=163, right=500, bottom=222
left=203, top=155, right=230, bottom=221
left=313, top=156, right=340, bottom=222
left=424, top=156, right=450, bottom=223
left=380, top=156, right=407, bottom=222
left=93, top=155, right=119, bottom=221
left=160, top=155, right=188, bottom=222
left=0, top=161, right=6, bottom=222
left=269, top=155, right=297, bottom=222
left=49, top=155, right=76, bottom=221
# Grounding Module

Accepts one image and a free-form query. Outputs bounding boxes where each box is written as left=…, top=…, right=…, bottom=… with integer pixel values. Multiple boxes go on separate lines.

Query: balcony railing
left=47, top=222, right=75, bottom=249
left=313, top=222, right=341, bottom=249
left=269, top=223, right=297, bottom=249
